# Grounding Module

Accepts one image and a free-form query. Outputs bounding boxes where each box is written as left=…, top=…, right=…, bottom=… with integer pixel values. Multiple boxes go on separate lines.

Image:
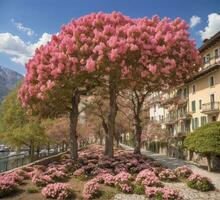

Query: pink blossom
left=86, top=58, right=96, bottom=72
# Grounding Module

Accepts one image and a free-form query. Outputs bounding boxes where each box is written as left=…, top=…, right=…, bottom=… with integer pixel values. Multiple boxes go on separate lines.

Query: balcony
left=164, top=115, right=176, bottom=125
left=177, top=112, right=192, bottom=121
left=203, top=56, right=220, bottom=68
left=201, top=102, right=220, bottom=114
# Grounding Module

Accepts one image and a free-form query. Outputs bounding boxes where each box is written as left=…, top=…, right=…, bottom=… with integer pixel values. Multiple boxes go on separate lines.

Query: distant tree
left=184, top=122, right=220, bottom=171
left=42, top=117, right=69, bottom=151
left=0, top=87, right=47, bottom=160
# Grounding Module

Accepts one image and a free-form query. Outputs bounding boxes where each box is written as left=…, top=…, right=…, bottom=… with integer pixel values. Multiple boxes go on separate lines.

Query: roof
left=199, top=31, right=220, bottom=52
left=185, top=63, right=220, bottom=83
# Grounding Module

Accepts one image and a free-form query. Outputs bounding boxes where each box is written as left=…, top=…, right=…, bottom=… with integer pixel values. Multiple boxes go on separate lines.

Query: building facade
left=150, top=31, right=220, bottom=137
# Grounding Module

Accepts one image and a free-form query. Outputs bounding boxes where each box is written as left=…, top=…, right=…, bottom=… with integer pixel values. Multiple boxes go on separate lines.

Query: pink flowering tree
left=19, top=12, right=201, bottom=159
left=117, top=16, right=201, bottom=154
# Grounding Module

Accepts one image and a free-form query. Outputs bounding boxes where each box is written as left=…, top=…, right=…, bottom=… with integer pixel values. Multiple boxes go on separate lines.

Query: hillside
left=0, top=66, right=23, bottom=101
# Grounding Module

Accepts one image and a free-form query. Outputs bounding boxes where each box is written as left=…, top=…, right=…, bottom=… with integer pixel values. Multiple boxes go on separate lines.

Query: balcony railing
left=177, top=112, right=192, bottom=120
left=202, top=56, right=220, bottom=69
left=201, top=102, right=220, bottom=114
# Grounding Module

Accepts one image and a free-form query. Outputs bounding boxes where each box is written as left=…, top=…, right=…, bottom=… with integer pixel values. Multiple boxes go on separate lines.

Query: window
left=210, top=94, right=215, bottom=110
left=154, top=104, right=156, bottom=112
left=209, top=76, right=215, bottom=87
left=201, top=116, right=207, bottom=126
left=203, top=57, right=206, bottom=64
left=199, top=100, right=202, bottom=110
left=195, top=117, right=199, bottom=129
left=192, top=101, right=196, bottom=112
left=206, top=54, right=210, bottom=63
left=215, top=48, right=219, bottom=58
left=192, top=85, right=196, bottom=94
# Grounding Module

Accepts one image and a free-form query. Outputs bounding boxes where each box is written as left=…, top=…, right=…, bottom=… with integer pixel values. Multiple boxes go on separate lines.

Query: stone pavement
left=120, top=143, right=220, bottom=191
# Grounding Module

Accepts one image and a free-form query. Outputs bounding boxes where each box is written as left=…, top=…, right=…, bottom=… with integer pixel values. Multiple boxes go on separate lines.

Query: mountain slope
left=0, top=66, right=23, bottom=101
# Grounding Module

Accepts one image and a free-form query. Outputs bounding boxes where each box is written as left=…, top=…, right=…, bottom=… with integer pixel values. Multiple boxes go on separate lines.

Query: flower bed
left=42, top=183, right=72, bottom=200
left=187, top=173, right=214, bottom=191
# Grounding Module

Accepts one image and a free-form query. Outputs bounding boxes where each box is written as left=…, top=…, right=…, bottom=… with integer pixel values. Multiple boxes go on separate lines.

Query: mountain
left=0, top=66, right=23, bottom=101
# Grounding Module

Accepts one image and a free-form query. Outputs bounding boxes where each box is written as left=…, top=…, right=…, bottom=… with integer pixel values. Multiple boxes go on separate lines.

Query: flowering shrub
left=114, top=172, right=133, bottom=193
left=158, top=169, right=177, bottom=181
left=15, top=169, right=30, bottom=180
left=175, top=165, right=192, bottom=179
left=0, top=176, right=17, bottom=197
left=145, top=187, right=182, bottom=200
left=4, top=172, right=24, bottom=184
left=83, top=179, right=100, bottom=200
left=91, top=168, right=113, bottom=176
left=135, top=169, right=155, bottom=183
left=187, top=174, right=214, bottom=191
left=73, top=168, right=87, bottom=180
left=117, top=183, right=132, bottom=193
left=114, top=172, right=132, bottom=184
left=42, top=183, right=72, bottom=200
left=96, top=173, right=115, bottom=186
left=32, top=174, right=54, bottom=187
left=50, top=170, right=67, bottom=181
left=142, top=176, right=163, bottom=187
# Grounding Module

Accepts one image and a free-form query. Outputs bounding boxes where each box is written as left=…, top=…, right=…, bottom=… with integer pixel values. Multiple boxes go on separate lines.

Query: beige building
left=187, top=32, right=220, bottom=131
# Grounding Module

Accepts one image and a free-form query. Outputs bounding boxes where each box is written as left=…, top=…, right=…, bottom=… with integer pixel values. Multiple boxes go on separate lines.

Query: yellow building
left=159, top=31, right=220, bottom=136
left=187, top=31, right=220, bottom=131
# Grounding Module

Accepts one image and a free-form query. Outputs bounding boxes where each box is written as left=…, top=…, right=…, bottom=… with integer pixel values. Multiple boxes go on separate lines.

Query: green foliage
left=0, top=87, right=48, bottom=149
left=184, top=122, right=220, bottom=156
left=187, top=178, right=214, bottom=192
left=133, top=184, right=145, bottom=195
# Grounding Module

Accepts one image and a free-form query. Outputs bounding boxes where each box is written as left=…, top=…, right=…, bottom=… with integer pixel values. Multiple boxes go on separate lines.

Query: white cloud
left=190, top=15, right=201, bottom=28
left=0, top=32, right=52, bottom=65
left=11, top=18, right=36, bottom=36
left=199, top=13, right=220, bottom=40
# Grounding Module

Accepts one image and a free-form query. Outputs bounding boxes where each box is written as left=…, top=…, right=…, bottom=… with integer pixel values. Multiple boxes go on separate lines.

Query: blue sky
left=0, top=0, right=220, bottom=74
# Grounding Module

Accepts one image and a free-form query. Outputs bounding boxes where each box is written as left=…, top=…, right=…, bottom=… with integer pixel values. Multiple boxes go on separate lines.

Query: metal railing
left=201, top=102, right=220, bottom=113
left=0, top=148, right=65, bottom=173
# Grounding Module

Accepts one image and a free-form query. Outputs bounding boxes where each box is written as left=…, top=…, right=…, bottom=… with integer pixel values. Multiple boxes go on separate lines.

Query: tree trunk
left=102, top=119, right=109, bottom=155
left=69, top=90, right=80, bottom=161
left=207, top=155, right=212, bottom=172
left=107, top=77, right=117, bottom=158
left=134, top=117, right=142, bottom=154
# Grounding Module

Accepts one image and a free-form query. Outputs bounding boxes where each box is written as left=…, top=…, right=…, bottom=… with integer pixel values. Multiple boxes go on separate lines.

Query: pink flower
left=86, top=58, right=96, bottom=72
left=83, top=179, right=100, bottom=200
left=148, top=64, right=157, bottom=74
left=42, top=183, right=72, bottom=200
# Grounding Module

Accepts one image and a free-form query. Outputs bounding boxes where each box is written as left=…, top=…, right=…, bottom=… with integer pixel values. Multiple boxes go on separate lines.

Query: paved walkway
left=120, top=144, right=220, bottom=191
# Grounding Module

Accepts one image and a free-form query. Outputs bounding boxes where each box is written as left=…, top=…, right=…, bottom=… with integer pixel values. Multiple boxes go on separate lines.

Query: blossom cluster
left=174, top=165, right=192, bottom=179
left=187, top=173, right=214, bottom=191
left=32, top=173, right=54, bottom=187
left=96, top=173, right=115, bottom=186
left=0, top=175, right=17, bottom=198
left=41, top=183, right=72, bottom=200
left=158, top=169, right=177, bottom=181
left=83, top=179, right=100, bottom=200
left=145, top=186, right=182, bottom=200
